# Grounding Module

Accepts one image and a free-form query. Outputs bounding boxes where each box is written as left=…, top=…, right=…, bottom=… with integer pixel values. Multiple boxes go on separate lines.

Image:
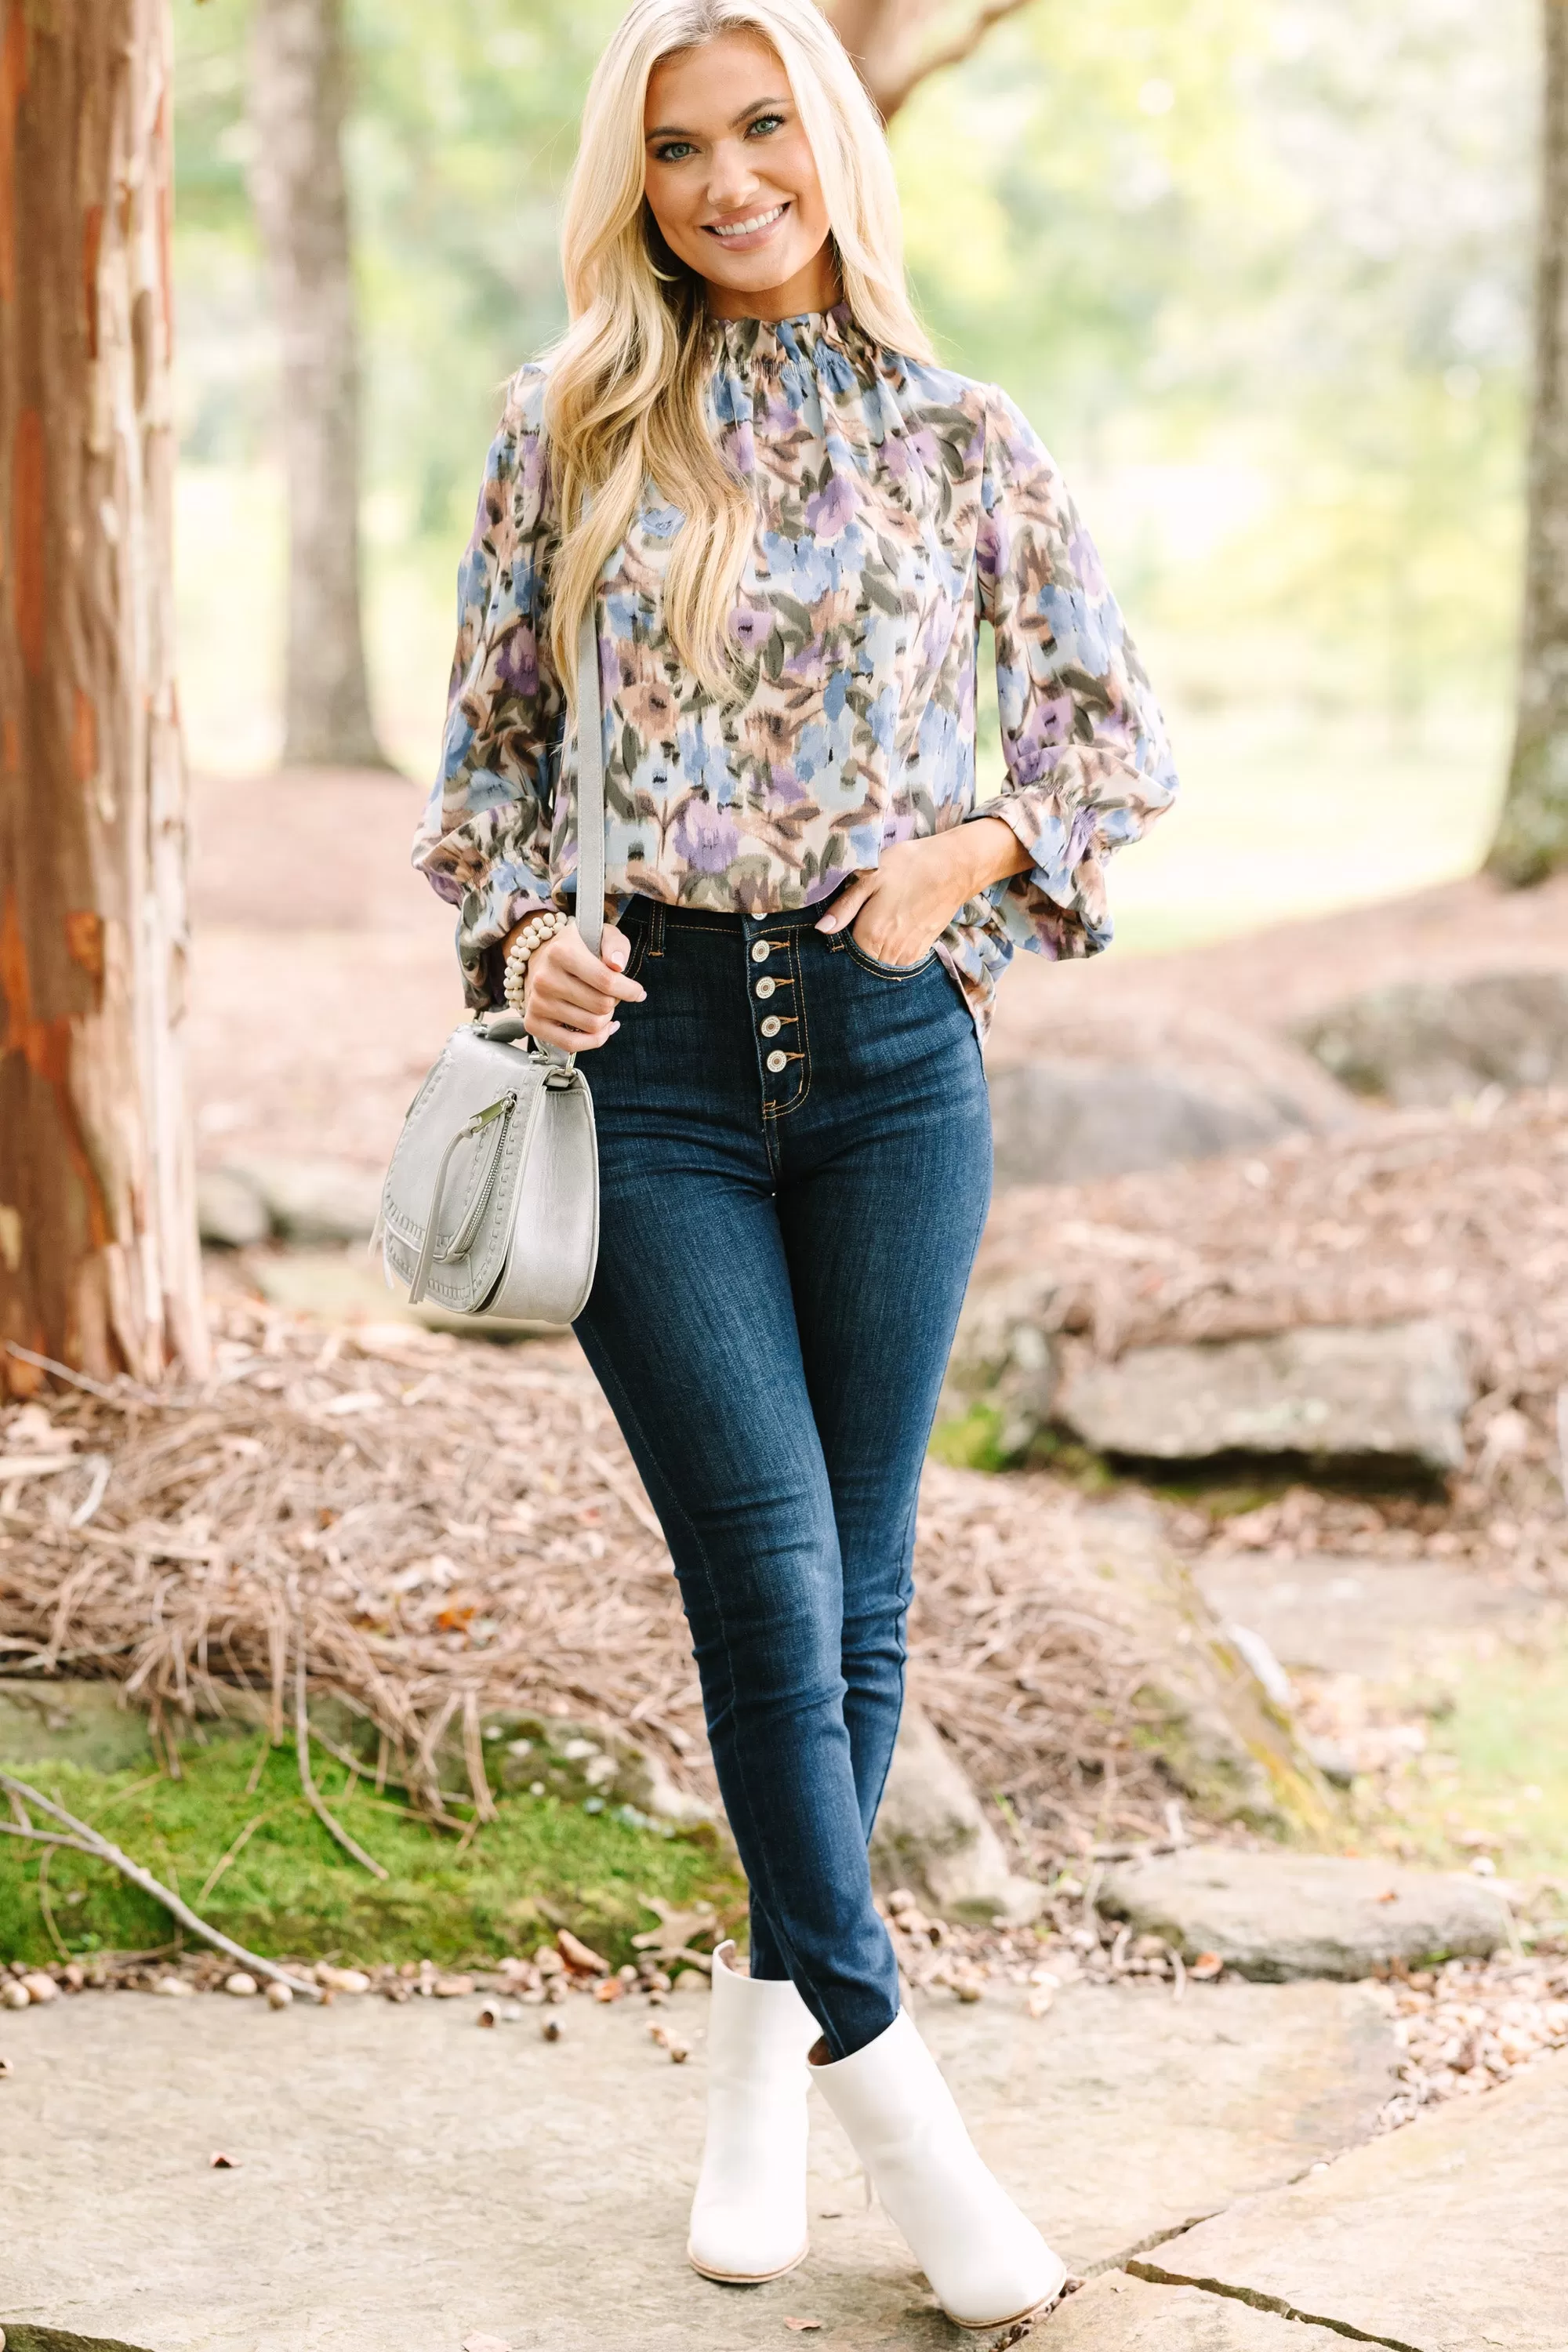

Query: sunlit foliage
left=171, top=0, right=1531, bottom=761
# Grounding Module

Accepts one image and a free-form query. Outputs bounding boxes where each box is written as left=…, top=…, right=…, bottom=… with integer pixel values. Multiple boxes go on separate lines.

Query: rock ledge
left=1098, top=1847, right=1512, bottom=1980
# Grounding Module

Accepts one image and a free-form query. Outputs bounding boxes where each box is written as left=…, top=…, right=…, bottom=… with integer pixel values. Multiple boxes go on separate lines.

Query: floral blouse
left=413, top=305, right=1177, bottom=1033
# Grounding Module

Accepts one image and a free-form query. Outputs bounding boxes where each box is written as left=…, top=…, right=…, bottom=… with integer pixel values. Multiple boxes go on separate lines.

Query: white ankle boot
left=688, top=1940, right=820, bottom=2284
left=811, top=2009, right=1066, bottom=2330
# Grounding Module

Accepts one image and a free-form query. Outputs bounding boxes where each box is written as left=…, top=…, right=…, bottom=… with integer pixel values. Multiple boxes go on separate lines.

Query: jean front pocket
left=842, top=931, right=938, bottom=982
left=613, top=923, right=651, bottom=985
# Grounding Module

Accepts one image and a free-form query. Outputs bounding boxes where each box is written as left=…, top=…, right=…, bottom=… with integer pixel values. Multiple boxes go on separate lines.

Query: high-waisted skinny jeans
left=572, top=891, right=993, bottom=2060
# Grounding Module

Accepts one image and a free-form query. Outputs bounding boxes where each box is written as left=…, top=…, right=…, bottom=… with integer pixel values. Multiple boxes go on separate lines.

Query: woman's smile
left=705, top=200, right=789, bottom=248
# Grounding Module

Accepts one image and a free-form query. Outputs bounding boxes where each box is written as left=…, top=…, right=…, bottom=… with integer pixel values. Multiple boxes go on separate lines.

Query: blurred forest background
left=172, top=0, right=1533, bottom=953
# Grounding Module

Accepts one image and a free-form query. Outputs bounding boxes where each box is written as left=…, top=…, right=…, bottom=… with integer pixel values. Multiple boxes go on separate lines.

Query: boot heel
left=811, top=2009, right=1066, bottom=2330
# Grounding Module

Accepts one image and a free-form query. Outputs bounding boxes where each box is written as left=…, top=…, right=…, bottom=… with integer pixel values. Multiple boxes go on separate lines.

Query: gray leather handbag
left=379, top=610, right=606, bottom=1327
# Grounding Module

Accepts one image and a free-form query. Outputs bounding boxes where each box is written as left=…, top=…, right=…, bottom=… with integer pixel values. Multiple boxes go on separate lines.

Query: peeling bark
left=1491, top=0, right=1568, bottom=885
left=0, top=0, right=207, bottom=1390
left=247, top=0, right=386, bottom=770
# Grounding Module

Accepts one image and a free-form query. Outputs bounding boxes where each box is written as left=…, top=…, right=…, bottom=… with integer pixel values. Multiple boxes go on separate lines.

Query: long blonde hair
left=543, top=0, right=931, bottom=702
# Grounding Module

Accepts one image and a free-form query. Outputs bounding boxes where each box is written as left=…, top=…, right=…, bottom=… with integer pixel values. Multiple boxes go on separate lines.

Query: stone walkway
left=3, top=1975, right=1401, bottom=2352
left=5, top=1973, right=1564, bottom=2349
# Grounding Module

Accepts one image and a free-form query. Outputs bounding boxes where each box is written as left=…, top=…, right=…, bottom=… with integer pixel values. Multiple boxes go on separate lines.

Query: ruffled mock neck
left=709, top=301, right=867, bottom=371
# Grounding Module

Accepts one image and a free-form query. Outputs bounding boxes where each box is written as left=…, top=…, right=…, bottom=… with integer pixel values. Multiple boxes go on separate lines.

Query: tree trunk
left=828, top=0, right=1036, bottom=122
left=1490, top=0, right=1568, bottom=885
left=0, top=0, right=208, bottom=1392
left=829, top=0, right=933, bottom=114
left=247, top=0, right=385, bottom=769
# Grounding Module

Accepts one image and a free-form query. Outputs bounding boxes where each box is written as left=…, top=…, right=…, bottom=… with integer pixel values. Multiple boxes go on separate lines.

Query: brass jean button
left=754, top=975, right=777, bottom=999
left=765, top=1049, right=789, bottom=1073
left=760, top=1014, right=782, bottom=1037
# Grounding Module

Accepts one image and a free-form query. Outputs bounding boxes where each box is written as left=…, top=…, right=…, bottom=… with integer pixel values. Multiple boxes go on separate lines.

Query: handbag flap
left=383, top=1027, right=589, bottom=1315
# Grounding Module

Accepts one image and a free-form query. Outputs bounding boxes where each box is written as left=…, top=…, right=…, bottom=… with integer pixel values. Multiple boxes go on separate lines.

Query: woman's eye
left=654, top=139, right=696, bottom=162
left=746, top=113, right=785, bottom=136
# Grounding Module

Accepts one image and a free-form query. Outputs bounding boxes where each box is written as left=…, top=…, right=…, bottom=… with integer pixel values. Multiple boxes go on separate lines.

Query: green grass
left=1361, top=1632, right=1568, bottom=1893
left=0, top=1733, right=745, bottom=1973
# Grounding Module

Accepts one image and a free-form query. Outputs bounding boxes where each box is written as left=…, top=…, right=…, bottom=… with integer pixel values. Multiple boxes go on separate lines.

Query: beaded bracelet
left=503, top=908, right=568, bottom=1014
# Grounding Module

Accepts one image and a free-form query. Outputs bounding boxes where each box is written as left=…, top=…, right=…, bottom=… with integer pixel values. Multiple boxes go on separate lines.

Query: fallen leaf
left=784, top=2321, right=823, bottom=2333
left=1189, top=1952, right=1224, bottom=1981
left=556, top=1928, right=608, bottom=1976
left=629, top=1896, right=719, bottom=1962
left=209, top=2151, right=239, bottom=2169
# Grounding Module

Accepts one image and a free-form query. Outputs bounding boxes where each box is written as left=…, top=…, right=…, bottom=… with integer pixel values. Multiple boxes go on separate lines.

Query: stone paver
left=1134, top=2049, right=1568, bottom=2352
left=0, top=1977, right=1396, bottom=2352
left=1044, top=2273, right=1352, bottom=2349
left=1099, top=1847, right=1510, bottom=1980
left=1192, top=1552, right=1544, bottom=1679
left=1055, top=1319, right=1471, bottom=1472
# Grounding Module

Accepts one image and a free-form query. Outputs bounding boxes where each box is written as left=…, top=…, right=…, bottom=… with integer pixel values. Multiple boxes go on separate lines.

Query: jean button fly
left=760, top=1014, right=782, bottom=1037
left=754, top=975, right=776, bottom=999
left=750, top=940, right=771, bottom=963
left=765, top=1050, right=789, bottom=1073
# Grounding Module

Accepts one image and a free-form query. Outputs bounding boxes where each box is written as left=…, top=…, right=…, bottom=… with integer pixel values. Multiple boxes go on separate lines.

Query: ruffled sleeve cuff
left=412, top=804, right=558, bottom=1010
left=968, top=750, right=1172, bottom=961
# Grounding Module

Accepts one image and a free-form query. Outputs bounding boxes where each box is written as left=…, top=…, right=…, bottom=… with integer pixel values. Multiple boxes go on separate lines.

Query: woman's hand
left=815, top=821, right=1031, bottom=967
left=516, top=920, right=644, bottom=1051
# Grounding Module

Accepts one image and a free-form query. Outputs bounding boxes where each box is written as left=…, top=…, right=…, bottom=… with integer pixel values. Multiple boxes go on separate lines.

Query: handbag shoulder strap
left=574, top=602, right=605, bottom=959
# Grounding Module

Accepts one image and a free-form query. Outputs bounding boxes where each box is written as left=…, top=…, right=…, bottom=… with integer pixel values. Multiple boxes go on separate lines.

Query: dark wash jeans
left=572, top=892, right=993, bottom=2059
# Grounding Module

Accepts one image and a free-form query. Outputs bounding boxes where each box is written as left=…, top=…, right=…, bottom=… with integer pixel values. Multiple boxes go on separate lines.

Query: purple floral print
left=413, top=305, right=1178, bottom=1031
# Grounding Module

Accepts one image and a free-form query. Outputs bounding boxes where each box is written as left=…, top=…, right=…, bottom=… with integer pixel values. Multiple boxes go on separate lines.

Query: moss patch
left=927, top=1402, right=1012, bottom=1473
left=0, top=2329, right=157, bottom=2352
left=0, top=1733, right=745, bottom=1971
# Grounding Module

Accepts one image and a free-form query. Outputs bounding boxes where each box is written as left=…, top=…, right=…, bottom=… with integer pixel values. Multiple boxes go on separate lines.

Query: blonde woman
left=415, top=0, right=1175, bottom=2325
